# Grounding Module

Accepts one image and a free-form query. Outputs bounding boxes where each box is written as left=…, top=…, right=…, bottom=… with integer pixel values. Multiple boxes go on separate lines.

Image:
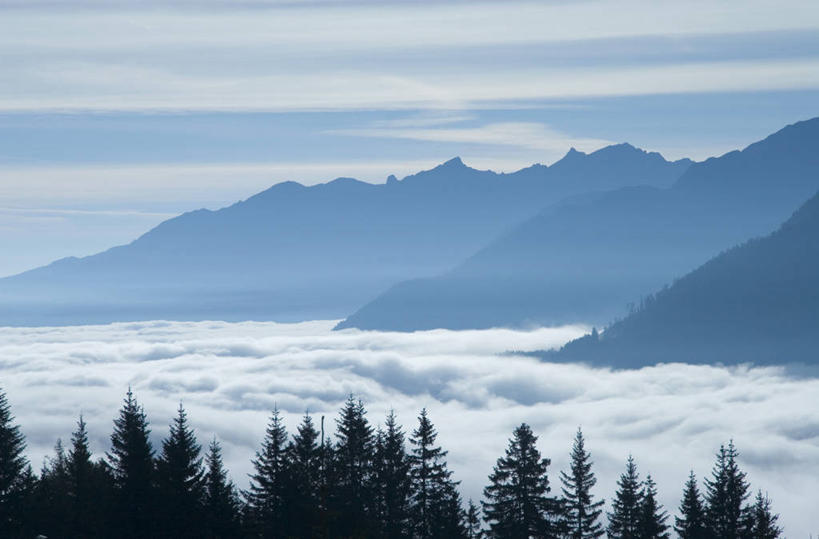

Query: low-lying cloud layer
left=1, top=321, right=817, bottom=535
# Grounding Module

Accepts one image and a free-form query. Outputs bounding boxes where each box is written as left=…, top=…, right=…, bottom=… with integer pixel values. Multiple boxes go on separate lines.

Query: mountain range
left=0, top=143, right=689, bottom=326
left=549, top=187, right=819, bottom=367
left=337, top=118, right=819, bottom=331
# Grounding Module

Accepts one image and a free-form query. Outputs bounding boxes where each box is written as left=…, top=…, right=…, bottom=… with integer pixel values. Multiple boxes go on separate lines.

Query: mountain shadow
left=549, top=188, right=819, bottom=367
left=0, top=145, right=689, bottom=326
left=337, top=117, right=819, bottom=332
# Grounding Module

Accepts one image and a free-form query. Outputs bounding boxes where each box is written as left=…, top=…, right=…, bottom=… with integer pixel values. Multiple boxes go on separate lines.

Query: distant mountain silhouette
left=0, top=144, right=689, bottom=326
left=549, top=189, right=819, bottom=367
left=338, top=118, right=819, bottom=331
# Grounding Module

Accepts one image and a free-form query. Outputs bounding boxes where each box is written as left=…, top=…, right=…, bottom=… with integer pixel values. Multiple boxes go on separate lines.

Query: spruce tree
left=465, top=499, right=484, bottom=539
left=373, top=410, right=412, bottom=539
left=35, top=439, right=71, bottom=538
left=674, top=471, right=706, bottom=539
left=637, top=474, right=669, bottom=539
left=203, top=438, right=242, bottom=539
left=289, top=413, right=322, bottom=537
left=0, top=388, right=29, bottom=535
left=483, top=423, right=557, bottom=538
left=559, top=428, right=604, bottom=539
left=156, top=403, right=205, bottom=538
left=607, top=455, right=643, bottom=539
left=107, top=388, right=155, bottom=538
left=704, top=441, right=750, bottom=539
left=333, top=395, right=376, bottom=537
left=409, top=408, right=465, bottom=538
left=745, top=491, right=782, bottom=539
left=246, top=407, right=291, bottom=538
left=67, top=415, right=112, bottom=538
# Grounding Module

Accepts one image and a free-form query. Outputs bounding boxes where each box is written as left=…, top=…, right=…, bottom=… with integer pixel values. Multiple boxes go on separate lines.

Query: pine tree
left=637, top=474, right=669, bottom=539
left=607, top=455, right=643, bottom=539
left=246, top=407, right=291, bottom=538
left=409, top=408, right=465, bottom=538
left=289, top=413, right=322, bottom=537
left=560, top=428, right=604, bottom=539
left=465, top=499, right=484, bottom=539
left=674, top=471, right=706, bottom=539
left=156, top=404, right=205, bottom=538
left=203, top=438, right=242, bottom=539
left=373, top=410, right=412, bottom=539
left=0, top=388, right=29, bottom=535
left=745, top=491, right=782, bottom=539
left=704, top=441, right=750, bottom=539
left=35, top=439, right=72, bottom=538
left=483, top=423, right=557, bottom=538
left=107, top=388, right=155, bottom=538
left=333, top=395, right=376, bottom=537
left=66, top=415, right=112, bottom=538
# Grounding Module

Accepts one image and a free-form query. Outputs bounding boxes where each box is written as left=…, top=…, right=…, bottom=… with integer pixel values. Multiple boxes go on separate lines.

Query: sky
left=2, top=320, right=818, bottom=536
left=0, top=0, right=818, bottom=275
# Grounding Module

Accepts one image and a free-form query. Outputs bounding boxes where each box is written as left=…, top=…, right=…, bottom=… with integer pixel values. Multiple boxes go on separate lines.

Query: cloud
left=1, top=2, right=818, bottom=112
left=331, top=121, right=612, bottom=155
left=0, top=320, right=817, bottom=536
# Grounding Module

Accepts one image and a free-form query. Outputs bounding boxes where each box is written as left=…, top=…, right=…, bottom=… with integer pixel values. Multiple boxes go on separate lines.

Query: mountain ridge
left=0, top=142, right=689, bottom=326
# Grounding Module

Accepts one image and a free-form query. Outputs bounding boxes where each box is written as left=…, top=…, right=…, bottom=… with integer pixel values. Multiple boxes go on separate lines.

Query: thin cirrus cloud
left=1, top=1, right=818, bottom=112
left=329, top=122, right=613, bottom=154
left=1, top=321, right=817, bottom=537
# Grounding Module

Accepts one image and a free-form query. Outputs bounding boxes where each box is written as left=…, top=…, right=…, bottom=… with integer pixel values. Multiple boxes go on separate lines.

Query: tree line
left=0, top=388, right=783, bottom=538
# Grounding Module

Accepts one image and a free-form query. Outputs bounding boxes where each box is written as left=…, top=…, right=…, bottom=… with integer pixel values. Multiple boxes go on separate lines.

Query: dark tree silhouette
left=35, top=439, right=71, bottom=537
left=373, top=410, right=412, bottom=538
left=745, top=490, right=782, bottom=539
left=107, top=388, right=155, bottom=539
left=288, top=413, right=322, bottom=537
left=637, top=474, right=669, bottom=539
left=409, top=408, right=466, bottom=538
left=0, top=388, right=29, bottom=536
left=333, top=395, right=377, bottom=537
left=67, top=415, right=111, bottom=537
left=246, top=407, right=291, bottom=538
left=560, top=428, right=604, bottom=539
left=674, top=471, right=706, bottom=539
left=607, top=455, right=643, bottom=539
left=465, top=499, right=484, bottom=539
left=156, top=403, right=205, bottom=538
left=704, top=441, right=750, bottom=539
left=483, top=423, right=557, bottom=538
left=203, top=438, right=242, bottom=539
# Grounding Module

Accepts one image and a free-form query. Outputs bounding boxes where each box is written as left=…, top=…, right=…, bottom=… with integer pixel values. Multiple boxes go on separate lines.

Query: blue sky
left=1, top=0, right=818, bottom=275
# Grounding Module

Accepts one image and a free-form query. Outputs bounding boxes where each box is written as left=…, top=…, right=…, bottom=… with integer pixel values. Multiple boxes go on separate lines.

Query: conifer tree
left=156, top=403, right=205, bottom=538
left=745, top=490, right=782, bottom=539
left=246, top=407, right=291, bottom=538
left=560, top=428, right=604, bottom=539
left=67, top=415, right=111, bottom=538
left=203, top=438, right=242, bottom=539
left=409, top=408, right=465, bottom=538
left=36, top=439, right=71, bottom=537
left=674, top=471, right=706, bottom=539
left=704, top=441, right=750, bottom=539
left=373, top=410, right=412, bottom=539
left=289, top=413, right=322, bottom=537
left=465, top=499, right=484, bottom=539
left=483, top=423, right=557, bottom=538
left=607, top=455, right=643, bottom=539
left=0, top=388, right=29, bottom=535
left=107, top=388, right=155, bottom=538
left=333, top=395, right=376, bottom=537
left=637, top=474, right=669, bottom=539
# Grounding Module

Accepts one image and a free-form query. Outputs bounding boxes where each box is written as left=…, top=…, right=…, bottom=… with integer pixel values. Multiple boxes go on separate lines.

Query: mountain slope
left=338, top=117, right=819, bottom=331
left=0, top=145, right=689, bottom=326
left=550, top=189, right=819, bottom=367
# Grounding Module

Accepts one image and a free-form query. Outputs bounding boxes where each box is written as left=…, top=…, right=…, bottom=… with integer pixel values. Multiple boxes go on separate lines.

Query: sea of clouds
left=1, top=320, right=817, bottom=536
